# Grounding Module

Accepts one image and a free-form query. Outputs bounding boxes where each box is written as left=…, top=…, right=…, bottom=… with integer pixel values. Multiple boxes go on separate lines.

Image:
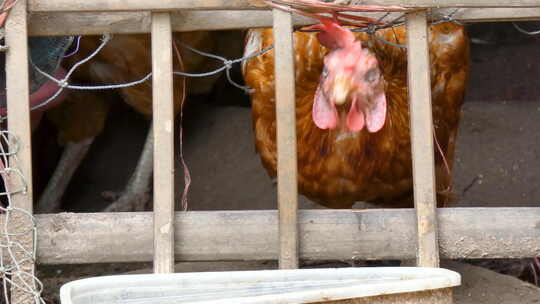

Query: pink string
left=172, top=40, right=191, bottom=211
left=432, top=125, right=452, bottom=206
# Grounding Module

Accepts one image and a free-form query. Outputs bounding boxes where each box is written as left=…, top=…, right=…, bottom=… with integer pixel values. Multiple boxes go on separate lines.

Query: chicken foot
left=101, top=123, right=154, bottom=212
left=37, top=137, right=95, bottom=213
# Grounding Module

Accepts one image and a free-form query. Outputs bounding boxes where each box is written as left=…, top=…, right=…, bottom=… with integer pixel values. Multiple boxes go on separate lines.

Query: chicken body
left=38, top=32, right=224, bottom=212
left=243, top=22, right=469, bottom=209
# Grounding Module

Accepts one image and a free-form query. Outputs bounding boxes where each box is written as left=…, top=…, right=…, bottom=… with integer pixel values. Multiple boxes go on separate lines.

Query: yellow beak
left=332, top=76, right=350, bottom=106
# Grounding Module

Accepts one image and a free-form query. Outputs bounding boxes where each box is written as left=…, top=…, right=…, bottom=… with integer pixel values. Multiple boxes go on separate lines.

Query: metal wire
left=22, top=34, right=274, bottom=111
left=295, top=8, right=463, bottom=49
left=512, top=22, right=540, bottom=36
left=174, top=40, right=273, bottom=93
left=0, top=130, right=44, bottom=304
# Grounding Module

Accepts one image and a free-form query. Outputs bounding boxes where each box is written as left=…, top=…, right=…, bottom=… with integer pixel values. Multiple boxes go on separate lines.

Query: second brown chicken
left=38, top=31, right=229, bottom=212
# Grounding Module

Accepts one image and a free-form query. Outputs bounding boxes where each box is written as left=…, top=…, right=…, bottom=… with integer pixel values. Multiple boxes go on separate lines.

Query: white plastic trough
left=59, top=267, right=461, bottom=304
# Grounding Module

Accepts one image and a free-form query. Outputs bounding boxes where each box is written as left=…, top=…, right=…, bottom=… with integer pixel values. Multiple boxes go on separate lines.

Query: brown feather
left=244, top=22, right=469, bottom=208
left=47, top=32, right=222, bottom=143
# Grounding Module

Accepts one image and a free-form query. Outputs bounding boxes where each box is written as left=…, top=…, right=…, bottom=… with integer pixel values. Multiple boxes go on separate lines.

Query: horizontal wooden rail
left=33, top=208, right=540, bottom=264
left=27, top=0, right=540, bottom=13
left=28, top=8, right=540, bottom=37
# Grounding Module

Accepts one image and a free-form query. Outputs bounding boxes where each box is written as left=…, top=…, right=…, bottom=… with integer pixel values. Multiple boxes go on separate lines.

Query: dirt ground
left=31, top=22, right=540, bottom=303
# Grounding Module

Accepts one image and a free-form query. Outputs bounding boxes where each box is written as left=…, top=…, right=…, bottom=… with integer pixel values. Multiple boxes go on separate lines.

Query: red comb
left=306, top=16, right=357, bottom=49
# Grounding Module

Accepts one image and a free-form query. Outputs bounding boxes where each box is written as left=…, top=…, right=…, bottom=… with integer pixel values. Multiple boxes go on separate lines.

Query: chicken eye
left=322, top=67, right=329, bottom=78
left=365, top=68, right=380, bottom=83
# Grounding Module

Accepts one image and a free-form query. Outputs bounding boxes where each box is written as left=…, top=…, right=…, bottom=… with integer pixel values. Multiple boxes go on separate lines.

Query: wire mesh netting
left=0, top=130, right=44, bottom=304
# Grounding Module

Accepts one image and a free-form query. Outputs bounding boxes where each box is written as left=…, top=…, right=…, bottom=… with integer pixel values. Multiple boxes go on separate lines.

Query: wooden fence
left=4, top=1, right=540, bottom=303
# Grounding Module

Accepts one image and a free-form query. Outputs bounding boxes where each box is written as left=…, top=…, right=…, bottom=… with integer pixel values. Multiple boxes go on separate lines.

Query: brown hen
left=243, top=22, right=469, bottom=209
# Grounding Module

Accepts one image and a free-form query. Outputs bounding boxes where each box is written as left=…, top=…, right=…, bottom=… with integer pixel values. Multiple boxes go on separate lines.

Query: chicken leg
left=101, top=123, right=154, bottom=212
left=37, top=89, right=110, bottom=213
left=37, top=138, right=94, bottom=213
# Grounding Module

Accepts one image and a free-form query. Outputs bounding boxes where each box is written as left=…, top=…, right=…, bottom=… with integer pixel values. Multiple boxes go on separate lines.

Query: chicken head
left=311, top=19, right=387, bottom=133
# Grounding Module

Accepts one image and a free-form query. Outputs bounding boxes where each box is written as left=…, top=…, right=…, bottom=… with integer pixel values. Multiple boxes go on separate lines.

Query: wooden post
left=5, top=0, right=36, bottom=303
left=272, top=8, right=299, bottom=269
left=406, top=10, right=440, bottom=268
left=151, top=12, right=175, bottom=274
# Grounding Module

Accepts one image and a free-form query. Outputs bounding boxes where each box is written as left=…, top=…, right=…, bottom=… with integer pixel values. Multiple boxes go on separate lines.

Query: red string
left=172, top=40, right=191, bottom=211
left=432, top=125, right=452, bottom=206
left=0, top=0, right=18, bottom=28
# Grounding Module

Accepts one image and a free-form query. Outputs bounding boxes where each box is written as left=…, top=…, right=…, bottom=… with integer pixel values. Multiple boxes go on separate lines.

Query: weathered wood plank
left=27, top=0, right=265, bottom=12
left=27, top=9, right=540, bottom=37
left=406, top=11, right=439, bottom=268
left=5, top=0, right=35, bottom=303
left=34, top=208, right=540, bottom=264
left=453, top=7, right=540, bottom=21
left=273, top=8, right=299, bottom=270
left=27, top=11, right=310, bottom=36
left=151, top=12, right=175, bottom=274
left=26, top=0, right=540, bottom=13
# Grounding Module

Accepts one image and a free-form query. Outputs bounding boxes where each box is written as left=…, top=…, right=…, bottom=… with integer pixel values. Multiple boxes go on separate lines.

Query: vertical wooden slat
left=406, top=10, right=440, bottom=268
left=272, top=8, right=299, bottom=269
left=151, top=12, right=175, bottom=274
left=5, top=0, right=35, bottom=303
